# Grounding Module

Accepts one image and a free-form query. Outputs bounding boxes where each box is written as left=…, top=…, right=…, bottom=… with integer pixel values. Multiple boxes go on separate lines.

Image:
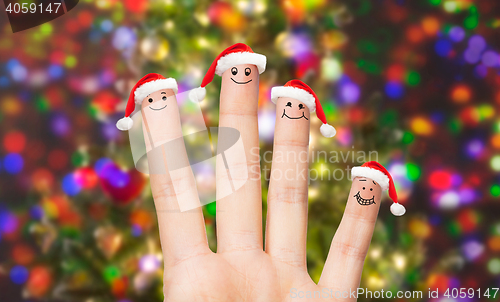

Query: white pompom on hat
left=270, top=79, right=336, bottom=138
left=351, top=161, right=406, bottom=216
left=116, top=73, right=177, bottom=131
left=190, top=43, right=266, bottom=102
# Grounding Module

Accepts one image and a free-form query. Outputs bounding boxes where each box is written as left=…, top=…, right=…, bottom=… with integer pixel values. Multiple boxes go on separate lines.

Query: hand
left=142, top=81, right=383, bottom=302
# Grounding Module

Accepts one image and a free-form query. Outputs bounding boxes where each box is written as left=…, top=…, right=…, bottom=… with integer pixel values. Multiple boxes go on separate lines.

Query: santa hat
left=270, top=80, right=336, bottom=138
left=189, top=43, right=266, bottom=102
left=351, top=161, right=406, bottom=216
left=116, top=73, right=178, bottom=131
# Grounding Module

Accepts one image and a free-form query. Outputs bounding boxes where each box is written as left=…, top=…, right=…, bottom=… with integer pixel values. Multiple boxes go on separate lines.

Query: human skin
left=142, top=82, right=384, bottom=301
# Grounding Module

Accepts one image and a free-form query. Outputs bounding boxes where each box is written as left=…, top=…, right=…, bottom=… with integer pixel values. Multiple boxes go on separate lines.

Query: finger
left=265, top=97, right=310, bottom=269
left=141, top=89, right=210, bottom=267
left=216, top=64, right=263, bottom=253
left=318, top=176, right=382, bottom=295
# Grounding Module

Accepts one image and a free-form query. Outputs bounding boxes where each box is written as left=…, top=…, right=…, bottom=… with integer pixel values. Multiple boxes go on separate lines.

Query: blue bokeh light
left=384, top=81, right=404, bottom=99
left=435, top=39, right=453, bottom=57
left=4, top=153, right=23, bottom=174
left=10, top=265, right=29, bottom=285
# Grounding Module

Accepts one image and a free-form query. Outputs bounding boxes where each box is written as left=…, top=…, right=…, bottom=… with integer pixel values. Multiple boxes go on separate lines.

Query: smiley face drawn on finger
left=140, top=88, right=175, bottom=111
left=281, top=100, right=309, bottom=120
left=276, top=97, right=310, bottom=121
left=353, top=177, right=379, bottom=206
left=225, top=64, right=258, bottom=85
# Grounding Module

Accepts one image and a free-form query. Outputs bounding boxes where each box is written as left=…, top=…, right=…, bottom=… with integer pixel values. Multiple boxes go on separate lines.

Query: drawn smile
left=281, top=109, right=309, bottom=120
left=354, top=192, right=375, bottom=206
left=231, top=78, right=252, bottom=85
left=149, top=104, right=167, bottom=111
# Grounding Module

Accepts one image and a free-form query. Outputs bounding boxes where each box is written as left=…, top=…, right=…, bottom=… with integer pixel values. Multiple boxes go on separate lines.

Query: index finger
left=141, top=88, right=210, bottom=267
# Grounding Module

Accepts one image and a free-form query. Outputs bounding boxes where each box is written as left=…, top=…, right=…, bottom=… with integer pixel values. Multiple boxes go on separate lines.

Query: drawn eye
left=162, top=96, right=167, bottom=101
left=148, top=98, right=153, bottom=103
left=363, top=187, right=365, bottom=190
left=370, top=188, right=373, bottom=191
left=245, top=67, right=251, bottom=76
left=286, top=102, right=292, bottom=107
left=231, top=67, right=238, bottom=75
left=298, top=104, right=304, bottom=109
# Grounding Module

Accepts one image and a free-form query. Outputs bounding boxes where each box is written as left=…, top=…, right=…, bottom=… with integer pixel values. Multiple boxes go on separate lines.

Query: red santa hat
left=351, top=161, right=406, bottom=216
left=270, top=80, right=336, bottom=138
left=189, top=43, right=267, bottom=102
left=116, top=73, right=178, bottom=131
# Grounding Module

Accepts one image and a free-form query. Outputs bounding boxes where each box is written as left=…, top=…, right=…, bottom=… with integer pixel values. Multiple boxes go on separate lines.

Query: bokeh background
left=1, top=0, right=500, bottom=301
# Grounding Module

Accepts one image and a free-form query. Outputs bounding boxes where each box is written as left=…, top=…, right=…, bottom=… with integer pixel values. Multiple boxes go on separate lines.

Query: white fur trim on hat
left=134, top=78, right=178, bottom=104
left=189, top=86, right=206, bottom=102
left=116, top=116, right=133, bottom=131
left=390, top=203, right=406, bottom=216
left=320, top=123, right=336, bottom=137
left=271, top=86, right=316, bottom=112
left=351, top=166, right=390, bottom=191
left=215, top=52, right=267, bottom=76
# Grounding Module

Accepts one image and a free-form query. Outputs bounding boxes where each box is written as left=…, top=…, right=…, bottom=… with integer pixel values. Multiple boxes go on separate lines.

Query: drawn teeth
left=354, top=192, right=375, bottom=206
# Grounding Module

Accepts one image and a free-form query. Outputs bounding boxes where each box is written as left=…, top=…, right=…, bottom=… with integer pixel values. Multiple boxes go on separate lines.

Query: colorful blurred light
left=4, top=153, right=23, bottom=174
left=10, top=265, right=29, bottom=284
left=257, top=110, right=275, bottom=142
left=487, top=258, right=500, bottom=275
left=321, top=57, right=342, bottom=81
left=462, top=240, right=484, bottom=261
left=47, top=64, right=64, bottom=79
left=51, top=114, right=71, bottom=136
left=449, top=25, right=465, bottom=42
left=101, top=20, right=114, bottom=32
left=464, top=48, right=481, bottom=64
left=112, top=26, right=137, bottom=51
left=473, top=64, right=488, bottom=78
left=62, top=173, right=82, bottom=196
left=490, top=156, right=500, bottom=171
left=435, top=39, right=453, bottom=57
left=0, top=210, right=18, bottom=234
left=429, top=170, right=452, bottom=190
left=468, top=35, right=486, bottom=51
left=385, top=81, right=404, bottom=99
left=139, top=254, right=161, bottom=273
left=340, top=81, right=360, bottom=103
left=458, top=188, right=475, bottom=204
left=490, top=184, right=500, bottom=197
left=465, top=139, right=484, bottom=159
left=95, top=158, right=113, bottom=175
left=451, top=84, right=471, bottom=103
left=410, top=117, right=434, bottom=136
left=438, top=191, right=460, bottom=209
left=481, top=51, right=499, bottom=67
left=422, top=16, right=440, bottom=35
left=3, top=131, right=26, bottom=153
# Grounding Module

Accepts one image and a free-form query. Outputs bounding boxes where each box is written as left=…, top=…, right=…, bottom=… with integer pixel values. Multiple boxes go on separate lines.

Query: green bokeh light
left=406, top=163, right=421, bottom=181
left=490, top=185, right=500, bottom=197
left=402, top=131, right=415, bottom=144
left=206, top=202, right=216, bottom=217
left=406, top=71, right=421, bottom=86
left=103, top=266, right=121, bottom=283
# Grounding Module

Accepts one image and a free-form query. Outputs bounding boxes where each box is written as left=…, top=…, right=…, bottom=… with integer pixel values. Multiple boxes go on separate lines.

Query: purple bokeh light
left=468, top=35, right=486, bottom=52
left=449, top=26, right=465, bottom=42
left=481, top=51, right=499, bottom=67
left=462, top=240, right=484, bottom=261
left=340, top=82, right=360, bottom=104
left=474, top=64, right=488, bottom=78
left=464, top=48, right=481, bottom=64
left=465, top=139, right=484, bottom=159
